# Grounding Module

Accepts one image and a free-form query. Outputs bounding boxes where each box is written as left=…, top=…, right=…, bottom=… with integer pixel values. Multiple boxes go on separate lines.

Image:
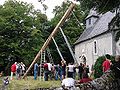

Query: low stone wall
left=76, top=70, right=120, bottom=90
left=52, top=70, right=120, bottom=90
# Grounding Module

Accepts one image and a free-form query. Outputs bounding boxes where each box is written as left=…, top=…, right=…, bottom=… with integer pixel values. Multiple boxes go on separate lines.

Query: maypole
left=22, top=2, right=75, bottom=78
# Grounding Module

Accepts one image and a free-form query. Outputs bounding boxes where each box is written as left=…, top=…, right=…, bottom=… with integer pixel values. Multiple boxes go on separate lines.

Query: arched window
left=82, top=55, right=86, bottom=65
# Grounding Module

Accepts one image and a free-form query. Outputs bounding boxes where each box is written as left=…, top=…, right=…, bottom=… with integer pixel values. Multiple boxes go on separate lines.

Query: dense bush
left=94, top=55, right=115, bottom=78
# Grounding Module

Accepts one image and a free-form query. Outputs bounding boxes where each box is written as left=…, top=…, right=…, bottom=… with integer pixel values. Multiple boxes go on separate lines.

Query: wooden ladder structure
left=46, top=47, right=54, bottom=63
left=39, top=50, right=45, bottom=81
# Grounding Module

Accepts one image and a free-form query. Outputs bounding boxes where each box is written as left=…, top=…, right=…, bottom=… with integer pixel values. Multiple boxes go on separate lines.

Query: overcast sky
left=0, top=0, right=65, bottom=19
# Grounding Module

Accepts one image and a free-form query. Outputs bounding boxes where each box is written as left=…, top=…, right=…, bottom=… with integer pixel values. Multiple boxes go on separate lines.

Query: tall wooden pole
left=22, top=3, right=75, bottom=78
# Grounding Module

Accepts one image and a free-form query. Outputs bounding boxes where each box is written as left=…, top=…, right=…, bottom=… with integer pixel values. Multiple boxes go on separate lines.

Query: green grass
left=0, top=76, right=61, bottom=90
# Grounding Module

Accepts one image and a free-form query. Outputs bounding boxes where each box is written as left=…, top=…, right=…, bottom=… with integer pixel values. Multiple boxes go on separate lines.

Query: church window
left=89, top=18, right=91, bottom=25
left=94, top=40, right=97, bottom=54
left=82, top=55, right=86, bottom=65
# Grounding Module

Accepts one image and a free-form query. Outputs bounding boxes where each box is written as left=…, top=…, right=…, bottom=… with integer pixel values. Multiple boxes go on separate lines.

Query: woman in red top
left=10, top=62, right=17, bottom=80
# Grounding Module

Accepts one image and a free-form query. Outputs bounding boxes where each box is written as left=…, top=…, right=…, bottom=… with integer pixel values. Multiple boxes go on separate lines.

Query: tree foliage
left=0, top=0, right=48, bottom=73
left=79, top=0, right=120, bottom=13
left=94, top=55, right=115, bottom=78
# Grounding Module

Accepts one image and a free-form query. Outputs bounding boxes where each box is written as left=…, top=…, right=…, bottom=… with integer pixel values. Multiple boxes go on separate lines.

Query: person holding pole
left=61, top=60, right=66, bottom=79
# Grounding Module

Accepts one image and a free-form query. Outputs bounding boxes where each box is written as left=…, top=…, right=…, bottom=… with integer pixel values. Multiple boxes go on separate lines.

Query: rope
left=72, top=11, right=84, bottom=29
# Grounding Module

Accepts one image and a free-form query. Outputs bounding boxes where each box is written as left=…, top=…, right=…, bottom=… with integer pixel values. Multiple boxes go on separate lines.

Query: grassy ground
left=0, top=76, right=61, bottom=90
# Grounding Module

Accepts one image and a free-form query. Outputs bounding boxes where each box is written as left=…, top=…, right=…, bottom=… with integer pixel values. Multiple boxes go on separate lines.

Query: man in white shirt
left=67, top=62, right=74, bottom=78
left=47, top=62, right=52, bottom=71
left=47, top=62, right=52, bottom=80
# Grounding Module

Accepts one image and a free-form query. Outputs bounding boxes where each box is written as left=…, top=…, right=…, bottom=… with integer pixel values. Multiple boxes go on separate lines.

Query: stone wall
left=53, top=70, right=120, bottom=90
left=76, top=70, right=120, bottom=90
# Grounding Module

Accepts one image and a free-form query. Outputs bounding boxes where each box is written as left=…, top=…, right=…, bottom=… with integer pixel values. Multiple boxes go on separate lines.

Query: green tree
left=79, top=0, right=120, bottom=13
left=94, top=55, right=115, bottom=78
left=0, top=0, right=48, bottom=74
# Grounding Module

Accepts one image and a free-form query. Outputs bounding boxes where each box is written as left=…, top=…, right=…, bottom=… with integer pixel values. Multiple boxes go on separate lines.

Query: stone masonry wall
left=76, top=70, right=120, bottom=90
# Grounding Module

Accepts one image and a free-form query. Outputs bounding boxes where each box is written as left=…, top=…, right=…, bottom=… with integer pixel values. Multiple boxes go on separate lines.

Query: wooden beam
left=22, top=2, right=75, bottom=79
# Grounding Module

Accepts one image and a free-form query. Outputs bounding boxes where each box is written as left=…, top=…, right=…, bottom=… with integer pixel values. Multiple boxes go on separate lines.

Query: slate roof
left=75, top=11, right=115, bottom=45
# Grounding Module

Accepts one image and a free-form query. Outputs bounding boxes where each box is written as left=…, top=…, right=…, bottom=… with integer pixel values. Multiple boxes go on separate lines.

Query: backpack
left=43, top=63, right=48, bottom=71
left=17, top=64, right=22, bottom=73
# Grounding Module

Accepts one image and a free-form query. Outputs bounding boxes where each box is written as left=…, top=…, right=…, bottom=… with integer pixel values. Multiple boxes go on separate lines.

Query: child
left=1, top=76, right=9, bottom=90
left=3, top=76, right=9, bottom=86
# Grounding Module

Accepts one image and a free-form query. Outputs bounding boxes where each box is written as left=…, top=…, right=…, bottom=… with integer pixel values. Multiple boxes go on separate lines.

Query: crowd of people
left=10, top=62, right=26, bottom=80
left=33, top=59, right=91, bottom=82
left=8, top=54, right=120, bottom=90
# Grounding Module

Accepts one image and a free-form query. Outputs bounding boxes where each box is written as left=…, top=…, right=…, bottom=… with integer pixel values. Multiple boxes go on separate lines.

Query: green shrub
left=94, top=55, right=115, bottom=78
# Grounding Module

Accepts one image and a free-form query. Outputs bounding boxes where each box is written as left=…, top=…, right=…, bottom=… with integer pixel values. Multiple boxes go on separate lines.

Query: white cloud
left=43, top=0, right=64, bottom=19
left=0, top=0, right=5, bottom=5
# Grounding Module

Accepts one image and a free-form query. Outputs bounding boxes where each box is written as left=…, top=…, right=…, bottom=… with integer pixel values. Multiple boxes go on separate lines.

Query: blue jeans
left=73, top=72, right=76, bottom=79
left=59, top=71, right=62, bottom=80
left=44, top=71, right=49, bottom=81
left=34, top=71, right=38, bottom=80
left=55, top=71, right=59, bottom=80
left=55, top=71, right=62, bottom=80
